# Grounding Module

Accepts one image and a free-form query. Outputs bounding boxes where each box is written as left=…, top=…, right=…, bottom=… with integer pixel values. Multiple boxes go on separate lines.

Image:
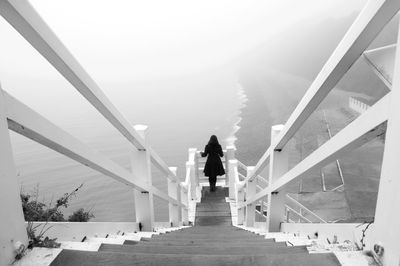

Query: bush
left=68, top=208, right=95, bottom=222
left=20, top=184, right=95, bottom=251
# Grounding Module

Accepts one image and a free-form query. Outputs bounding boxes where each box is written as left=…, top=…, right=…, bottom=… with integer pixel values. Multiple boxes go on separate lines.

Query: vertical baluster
left=266, top=125, right=289, bottom=232
left=168, top=167, right=180, bottom=227
left=131, top=125, right=154, bottom=232
left=180, top=162, right=190, bottom=225
left=226, top=145, right=236, bottom=190
left=230, top=160, right=245, bottom=225
left=188, top=149, right=198, bottom=201
left=0, top=87, right=28, bottom=266
left=244, top=166, right=255, bottom=226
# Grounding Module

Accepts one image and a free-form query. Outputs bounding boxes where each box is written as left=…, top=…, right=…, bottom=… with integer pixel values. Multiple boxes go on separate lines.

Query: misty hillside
left=234, top=12, right=397, bottom=164
left=237, top=13, right=398, bottom=100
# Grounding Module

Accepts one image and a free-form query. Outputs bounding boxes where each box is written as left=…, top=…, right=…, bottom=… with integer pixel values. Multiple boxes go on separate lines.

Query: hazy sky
left=0, top=0, right=366, bottom=83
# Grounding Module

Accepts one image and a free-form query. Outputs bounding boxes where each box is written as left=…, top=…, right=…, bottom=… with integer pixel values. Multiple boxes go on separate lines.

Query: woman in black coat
left=201, top=135, right=225, bottom=192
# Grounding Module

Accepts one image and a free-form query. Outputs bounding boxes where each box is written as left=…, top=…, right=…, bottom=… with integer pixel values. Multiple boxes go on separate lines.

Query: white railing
left=285, top=195, right=327, bottom=224
left=2, top=0, right=400, bottom=265
left=0, top=1, right=194, bottom=264
left=224, top=1, right=400, bottom=265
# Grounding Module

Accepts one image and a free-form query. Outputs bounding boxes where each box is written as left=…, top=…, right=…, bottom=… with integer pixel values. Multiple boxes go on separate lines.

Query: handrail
left=241, top=0, right=399, bottom=184
left=0, top=0, right=178, bottom=183
left=180, top=162, right=192, bottom=192
left=237, top=160, right=248, bottom=172
left=286, top=195, right=327, bottom=223
left=256, top=175, right=269, bottom=185
left=243, top=147, right=271, bottom=183
left=241, top=93, right=389, bottom=207
left=285, top=205, right=312, bottom=223
left=4, top=91, right=185, bottom=208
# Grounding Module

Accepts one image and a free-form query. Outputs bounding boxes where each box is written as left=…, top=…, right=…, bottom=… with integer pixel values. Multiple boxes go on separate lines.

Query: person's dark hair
left=208, top=135, right=219, bottom=145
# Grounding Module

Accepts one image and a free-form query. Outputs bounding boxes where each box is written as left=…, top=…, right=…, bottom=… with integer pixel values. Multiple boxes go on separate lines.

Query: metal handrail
left=286, top=195, right=327, bottom=223
left=285, top=205, right=312, bottom=223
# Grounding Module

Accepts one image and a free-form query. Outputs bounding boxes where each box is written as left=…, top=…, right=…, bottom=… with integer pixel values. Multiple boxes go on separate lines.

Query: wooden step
left=135, top=241, right=286, bottom=247
left=141, top=238, right=276, bottom=245
left=50, top=250, right=341, bottom=266
left=151, top=234, right=267, bottom=240
left=98, top=243, right=309, bottom=255
left=195, top=216, right=232, bottom=226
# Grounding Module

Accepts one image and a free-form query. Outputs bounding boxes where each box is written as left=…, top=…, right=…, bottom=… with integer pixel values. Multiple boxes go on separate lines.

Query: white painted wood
left=371, top=20, right=400, bottom=266
left=131, top=125, right=154, bottom=232
left=4, top=92, right=184, bottom=207
left=273, top=0, right=400, bottom=150
left=241, top=94, right=389, bottom=207
left=85, top=237, right=125, bottom=245
left=168, top=167, right=180, bottom=227
left=225, top=145, right=235, bottom=188
left=106, top=234, right=142, bottom=241
left=244, top=178, right=256, bottom=227
left=227, top=149, right=238, bottom=199
left=125, top=232, right=158, bottom=239
left=363, top=44, right=396, bottom=89
left=12, top=247, right=62, bottom=266
left=0, top=0, right=179, bottom=183
left=180, top=163, right=190, bottom=224
left=230, top=160, right=245, bottom=225
left=266, top=125, right=289, bottom=232
left=0, top=88, right=28, bottom=266
left=27, top=222, right=139, bottom=242
left=286, top=195, right=327, bottom=223
left=192, top=150, right=200, bottom=188
left=241, top=0, right=400, bottom=182
left=59, top=241, right=101, bottom=251
left=188, top=161, right=197, bottom=201
left=243, top=147, right=271, bottom=183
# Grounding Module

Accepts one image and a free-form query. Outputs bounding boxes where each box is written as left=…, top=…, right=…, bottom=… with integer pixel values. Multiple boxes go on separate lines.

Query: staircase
left=48, top=186, right=341, bottom=266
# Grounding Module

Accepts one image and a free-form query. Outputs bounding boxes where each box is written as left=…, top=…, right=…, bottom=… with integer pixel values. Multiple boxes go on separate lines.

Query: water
left=9, top=70, right=245, bottom=222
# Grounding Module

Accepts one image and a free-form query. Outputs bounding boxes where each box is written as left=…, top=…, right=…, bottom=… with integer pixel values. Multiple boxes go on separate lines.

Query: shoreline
left=225, top=83, right=248, bottom=147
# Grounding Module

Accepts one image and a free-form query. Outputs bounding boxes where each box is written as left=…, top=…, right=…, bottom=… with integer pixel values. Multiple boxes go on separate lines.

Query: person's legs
left=210, top=175, right=217, bottom=191
left=208, top=176, right=213, bottom=192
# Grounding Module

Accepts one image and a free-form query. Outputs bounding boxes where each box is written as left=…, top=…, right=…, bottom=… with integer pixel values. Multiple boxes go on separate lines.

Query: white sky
left=0, top=0, right=366, bottom=82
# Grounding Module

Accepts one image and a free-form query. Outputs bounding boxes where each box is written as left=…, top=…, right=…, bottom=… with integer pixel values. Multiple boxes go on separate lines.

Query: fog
left=0, top=0, right=366, bottom=127
left=1, top=0, right=370, bottom=221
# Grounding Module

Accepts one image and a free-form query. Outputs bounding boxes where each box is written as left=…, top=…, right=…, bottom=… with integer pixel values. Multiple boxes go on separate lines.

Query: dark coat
left=201, top=143, right=225, bottom=177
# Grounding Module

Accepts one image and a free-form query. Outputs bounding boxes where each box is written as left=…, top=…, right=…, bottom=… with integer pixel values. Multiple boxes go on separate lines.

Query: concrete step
left=107, top=234, right=142, bottom=241
left=59, top=241, right=100, bottom=251
left=84, top=237, right=125, bottom=245
left=50, top=250, right=341, bottom=266
left=124, top=232, right=158, bottom=239
left=98, top=243, right=309, bottom=255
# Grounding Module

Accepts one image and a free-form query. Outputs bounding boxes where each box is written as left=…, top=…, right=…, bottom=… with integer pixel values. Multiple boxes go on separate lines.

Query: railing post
left=168, top=167, right=180, bottom=227
left=245, top=166, right=256, bottom=227
left=226, top=146, right=236, bottom=198
left=0, top=88, right=28, bottom=266
left=230, top=159, right=244, bottom=225
left=188, top=149, right=198, bottom=200
left=181, top=162, right=191, bottom=225
left=371, top=23, right=400, bottom=266
left=266, top=125, right=288, bottom=232
left=131, top=125, right=154, bottom=232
